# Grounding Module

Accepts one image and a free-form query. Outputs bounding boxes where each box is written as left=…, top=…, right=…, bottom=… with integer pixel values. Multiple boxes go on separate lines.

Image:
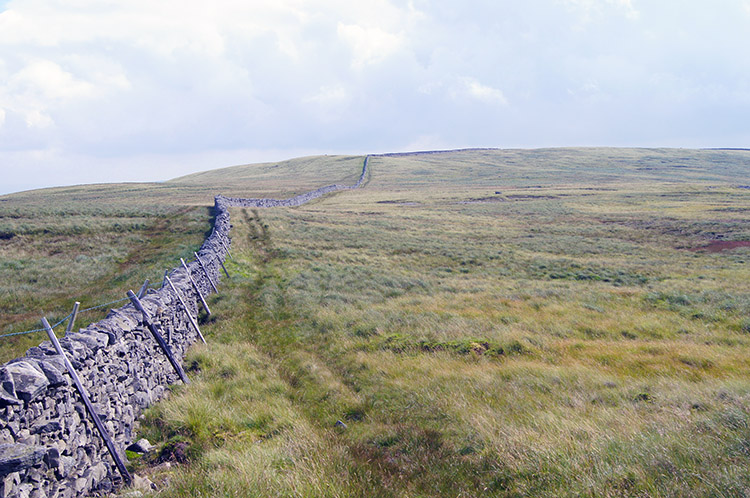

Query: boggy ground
left=128, top=149, right=750, bottom=497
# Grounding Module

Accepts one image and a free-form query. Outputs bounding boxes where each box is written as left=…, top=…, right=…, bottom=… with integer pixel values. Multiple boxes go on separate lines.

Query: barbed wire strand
left=0, top=313, right=73, bottom=340
left=78, top=296, right=132, bottom=314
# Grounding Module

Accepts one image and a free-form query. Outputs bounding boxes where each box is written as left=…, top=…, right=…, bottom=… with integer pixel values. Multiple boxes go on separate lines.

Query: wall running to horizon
left=0, top=197, right=231, bottom=497
left=0, top=156, right=368, bottom=497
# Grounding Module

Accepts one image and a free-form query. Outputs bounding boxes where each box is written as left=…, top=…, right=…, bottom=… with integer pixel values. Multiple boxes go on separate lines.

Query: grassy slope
left=124, top=148, right=750, bottom=497
left=0, top=155, right=364, bottom=362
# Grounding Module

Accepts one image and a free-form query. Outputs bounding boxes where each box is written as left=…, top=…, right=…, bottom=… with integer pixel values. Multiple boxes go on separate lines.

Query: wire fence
left=0, top=266, right=185, bottom=341
left=0, top=315, right=74, bottom=339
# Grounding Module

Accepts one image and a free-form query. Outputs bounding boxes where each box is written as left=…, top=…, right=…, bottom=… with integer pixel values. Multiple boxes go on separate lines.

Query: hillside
left=2, top=148, right=750, bottom=496
left=371, top=147, right=750, bottom=188
left=1, top=155, right=366, bottom=209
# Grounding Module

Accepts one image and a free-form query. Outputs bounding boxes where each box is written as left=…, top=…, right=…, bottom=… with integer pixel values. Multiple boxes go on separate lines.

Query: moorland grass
left=2, top=149, right=750, bottom=496
left=125, top=149, right=750, bottom=497
left=0, top=204, right=212, bottom=361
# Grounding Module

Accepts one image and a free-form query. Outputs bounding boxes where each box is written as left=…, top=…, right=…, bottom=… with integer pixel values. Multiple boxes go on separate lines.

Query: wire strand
left=2, top=282, right=160, bottom=339
left=78, top=296, right=131, bottom=313
left=0, top=313, right=73, bottom=339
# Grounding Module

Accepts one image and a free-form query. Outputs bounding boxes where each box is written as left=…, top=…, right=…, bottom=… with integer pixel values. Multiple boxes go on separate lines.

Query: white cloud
left=337, top=23, right=404, bottom=67
left=303, top=85, right=352, bottom=123
left=610, top=0, right=640, bottom=20
left=463, top=78, right=508, bottom=106
left=305, top=85, right=350, bottom=106
left=402, top=134, right=452, bottom=152
left=0, top=60, right=93, bottom=129
left=62, top=55, right=131, bottom=92
left=558, top=0, right=640, bottom=23
left=11, top=60, right=94, bottom=101
left=23, top=109, right=53, bottom=128
left=0, top=58, right=132, bottom=131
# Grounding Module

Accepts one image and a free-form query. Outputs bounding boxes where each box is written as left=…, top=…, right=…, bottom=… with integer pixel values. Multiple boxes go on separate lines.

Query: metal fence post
left=42, top=318, right=132, bottom=485
left=164, top=276, right=206, bottom=344
left=127, top=291, right=190, bottom=384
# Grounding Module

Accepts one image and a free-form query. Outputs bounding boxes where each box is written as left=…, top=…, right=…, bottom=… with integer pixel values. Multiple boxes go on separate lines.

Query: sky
left=1, top=0, right=749, bottom=195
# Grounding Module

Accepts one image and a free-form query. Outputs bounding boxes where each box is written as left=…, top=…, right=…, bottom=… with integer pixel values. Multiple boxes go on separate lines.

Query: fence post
left=65, top=302, right=80, bottom=334
left=180, top=258, right=211, bottom=316
left=42, top=317, right=133, bottom=485
left=136, top=279, right=150, bottom=298
left=164, top=276, right=206, bottom=344
left=219, top=257, right=231, bottom=279
left=126, top=291, right=190, bottom=384
left=193, top=252, right=219, bottom=293
left=219, top=239, right=233, bottom=260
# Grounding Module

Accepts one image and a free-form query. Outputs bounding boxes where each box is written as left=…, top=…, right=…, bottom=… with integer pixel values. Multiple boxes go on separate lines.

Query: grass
left=3, top=148, right=750, bottom=496
left=0, top=204, right=212, bottom=361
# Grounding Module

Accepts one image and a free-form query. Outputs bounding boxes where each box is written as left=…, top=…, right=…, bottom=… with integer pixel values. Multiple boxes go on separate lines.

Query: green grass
left=3, top=148, right=750, bottom=496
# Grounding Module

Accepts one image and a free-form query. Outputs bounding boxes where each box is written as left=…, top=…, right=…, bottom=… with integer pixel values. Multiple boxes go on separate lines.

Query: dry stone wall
left=0, top=198, right=232, bottom=498
left=0, top=156, right=368, bottom=497
left=217, top=155, right=368, bottom=209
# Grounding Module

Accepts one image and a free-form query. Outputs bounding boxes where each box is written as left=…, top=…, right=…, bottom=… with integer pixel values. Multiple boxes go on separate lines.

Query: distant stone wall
left=218, top=155, right=368, bottom=209
left=0, top=156, right=368, bottom=497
